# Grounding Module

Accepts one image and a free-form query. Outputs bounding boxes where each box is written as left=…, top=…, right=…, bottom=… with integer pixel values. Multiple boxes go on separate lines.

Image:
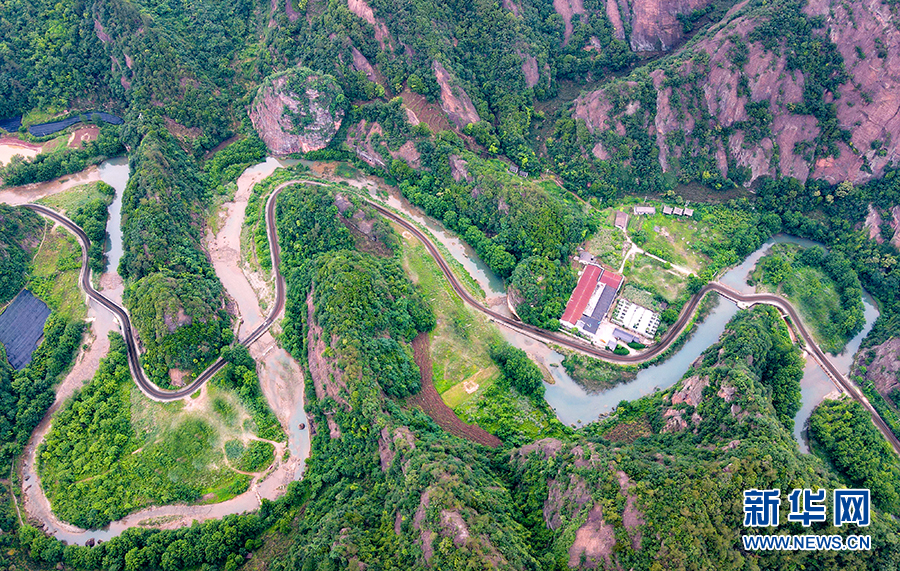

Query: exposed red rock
left=806, top=0, right=900, bottom=183
left=94, top=19, right=110, bottom=43
left=864, top=204, right=885, bottom=244
left=553, top=0, right=586, bottom=46
left=503, top=0, right=522, bottom=17
left=568, top=503, right=617, bottom=568
left=891, top=206, right=900, bottom=249
left=621, top=0, right=715, bottom=51
left=284, top=0, right=301, bottom=21
left=433, top=61, right=481, bottom=129
left=571, top=0, right=900, bottom=186
left=521, top=53, right=539, bottom=89
left=250, top=67, right=346, bottom=155
left=346, top=0, right=393, bottom=50
left=606, top=0, right=626, bottom=41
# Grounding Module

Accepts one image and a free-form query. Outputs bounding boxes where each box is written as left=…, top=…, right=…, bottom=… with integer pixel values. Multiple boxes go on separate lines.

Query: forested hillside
left=4, top=0, right=900, bottom=566
left=0, top=205, right=43, bottom=305
left=121, top=129, right=231, bottom=384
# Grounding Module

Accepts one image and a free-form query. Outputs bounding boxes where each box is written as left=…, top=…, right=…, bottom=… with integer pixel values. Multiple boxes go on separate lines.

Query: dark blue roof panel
left=27, top=111, right=123, bottom=137
left=0, top=116, right=22, bottom=132
left=0, top=290, right=51, bottom=370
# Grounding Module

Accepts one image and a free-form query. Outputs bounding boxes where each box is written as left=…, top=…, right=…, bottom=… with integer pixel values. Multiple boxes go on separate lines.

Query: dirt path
left=20, top=297, right=119, bottom=538
left=408, top=333, right=502, bottom=448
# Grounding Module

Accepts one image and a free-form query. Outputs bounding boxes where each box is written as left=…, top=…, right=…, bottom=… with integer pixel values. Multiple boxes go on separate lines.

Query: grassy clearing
left=400, top=233, right=498, bottom=398
left=333, top=162, right=359, bottom=178
left=27, top=227, right=84, bottom=320
left=225, top=439, right=276, bottom=473
left=36, top=182, right=109, bottom=214
left=629, top=211, right=713, bottom=273
left=584, top=224, right=626, bottom=268
left=454, top=381, right=567, bottom=445
left=130, top=379, right=272, bottom=500
left=623, top=253, right=687, bottom=303
left=39, top=341, right=277, bottom=528
left=441, top=369, right=499, bottom=408
left=401, top=231, right=565, bottom=443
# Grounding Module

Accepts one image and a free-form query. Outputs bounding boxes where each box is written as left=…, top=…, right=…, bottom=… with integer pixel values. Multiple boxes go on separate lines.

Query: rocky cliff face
left=619, top=0, right=716, bottom=51
left=250, top=67, right=347, bottom=155
left=571, top=0, right=900, bottom=186
left=433, top=61, right=481, bottom=129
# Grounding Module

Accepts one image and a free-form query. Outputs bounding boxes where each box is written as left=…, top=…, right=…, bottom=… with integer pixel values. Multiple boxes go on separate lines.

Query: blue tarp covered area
left=0, top=290, right=51, bottom=370
left=27, top=111, right=123, bottom=137
left=0, top=116, right=22, bottom=132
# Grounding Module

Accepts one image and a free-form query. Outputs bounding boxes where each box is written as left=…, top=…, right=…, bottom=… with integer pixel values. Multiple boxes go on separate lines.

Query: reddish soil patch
left=400, top=89, right=452, bottom=134
left=408, top=333, right=501, bottom=448
left=602, top=420, right=651, bottom=443
left=68, top=126, right=99, bottom=149
left=284, top=0, right=301, bottom=21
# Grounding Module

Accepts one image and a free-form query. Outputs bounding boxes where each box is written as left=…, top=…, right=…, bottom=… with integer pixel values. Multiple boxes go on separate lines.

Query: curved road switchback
left=22, top=180, right=900, bottom=455
left=21, top=197, right=287, bottom=401
left=362, top=197, right=900, bottom=456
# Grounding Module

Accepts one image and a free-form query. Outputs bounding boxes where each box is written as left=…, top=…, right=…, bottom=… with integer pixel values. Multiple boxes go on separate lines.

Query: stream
left=15, top=157, right=312, bottom=545
left=359, top=178, right=880, bottom=445
left=7, top=157, right=881, bottom=543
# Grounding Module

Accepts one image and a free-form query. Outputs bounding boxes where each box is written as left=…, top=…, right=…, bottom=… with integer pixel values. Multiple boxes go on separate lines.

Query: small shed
left=633, top=206, right=656, bottom=215
left=613, top=328, right=638, bottom=344
left=662, top=205, right=673, bottom=215
left=614, top=211, right=628, bottom=230
left=606, top=339, right=617, bottom=351
left=674, top=207, right=684, bottom=216
left=683, top=208, right=694, bottom=217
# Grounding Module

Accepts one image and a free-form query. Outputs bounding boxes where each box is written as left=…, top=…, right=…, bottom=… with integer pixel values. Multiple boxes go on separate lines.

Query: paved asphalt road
left=22, top=183, right=900, bottom=455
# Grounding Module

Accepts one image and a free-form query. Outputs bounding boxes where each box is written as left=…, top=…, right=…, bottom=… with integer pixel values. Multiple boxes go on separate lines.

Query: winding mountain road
left=22, top=178, right=900, bottom=455
left=20, top=176, right=290, bottom=401
left=364, top=198, right=900, bottom=456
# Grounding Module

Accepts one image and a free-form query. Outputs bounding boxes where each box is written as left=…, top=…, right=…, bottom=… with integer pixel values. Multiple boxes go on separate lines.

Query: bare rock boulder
left=250, top=67, right=347, bottom=155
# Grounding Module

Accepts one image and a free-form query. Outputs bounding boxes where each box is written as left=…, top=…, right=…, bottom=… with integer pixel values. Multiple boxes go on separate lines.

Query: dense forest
left=754, top=243, right=866, bottom=353
left=810, top=398, right=900, bottom=515
left=3, top=0, right=900, bottom=566
left=120, top=128, right=231, bottom=384
left=38, top=335, right=204, bottom=528
left=0, top=205, right=42, bottom=305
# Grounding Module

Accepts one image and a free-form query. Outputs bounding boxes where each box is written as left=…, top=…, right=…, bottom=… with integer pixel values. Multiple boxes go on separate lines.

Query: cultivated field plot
left=629, top=212, right=714, bottom=273
left=585, top=224, right=626, bottom=268
left=0, top=289, right=50, bottom=369
left=623, top=254, right=687, bottom=303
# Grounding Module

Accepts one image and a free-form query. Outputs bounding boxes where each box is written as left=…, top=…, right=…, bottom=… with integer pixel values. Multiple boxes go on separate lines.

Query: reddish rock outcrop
left=346, top=0, right=393, bottom=50
left=571, top=0, right=900, bottom=186
left=620, top=0, right=716, bottom=51
left=250, top=67, right=346, bottom=155
left=521, top=54, right=539, bottom=88
left=433, top=61, right=481, bottom=129
left=553, top=0, right=586, bottom=46
left=568, top=503, right=617, bottom=568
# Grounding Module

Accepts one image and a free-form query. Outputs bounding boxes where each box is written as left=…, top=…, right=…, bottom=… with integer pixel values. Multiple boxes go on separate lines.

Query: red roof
left=599, top=270, right=623, bottom=291
left=561, top=265, right=602, bottom=324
